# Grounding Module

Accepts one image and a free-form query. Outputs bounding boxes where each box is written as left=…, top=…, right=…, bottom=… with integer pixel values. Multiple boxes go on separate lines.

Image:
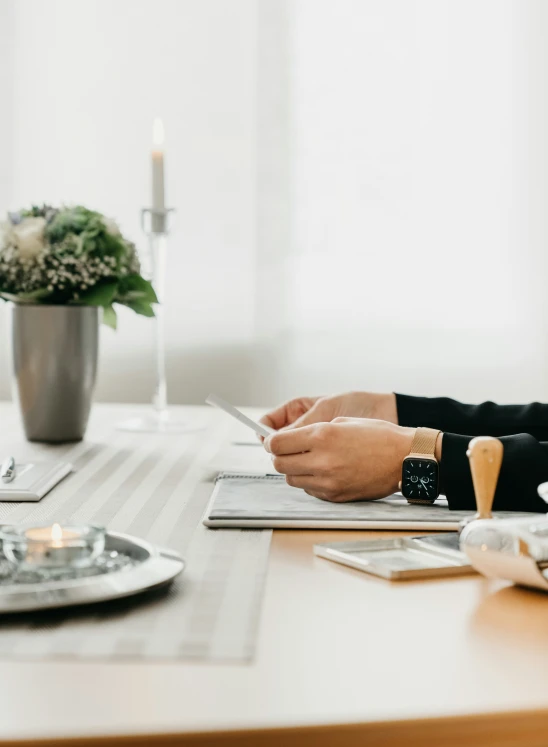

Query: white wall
left=2, top=0, right=260, bottom=404
left=2, top=0, right=548, bottom=407
left=278, top=0, right=548, bottom=404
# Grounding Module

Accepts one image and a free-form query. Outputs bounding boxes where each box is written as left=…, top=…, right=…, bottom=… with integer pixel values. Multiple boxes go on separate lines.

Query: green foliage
left=0, top=204, right=157, bottom=330
left=46, top=206, right=101, bottom=244
left=75, top=280, right=119, bottom=308
left=117, top=274, right=158, bottom=304
left=125, top=300, right=156, bottom=318
left=102, top=305, right=118, bottom=330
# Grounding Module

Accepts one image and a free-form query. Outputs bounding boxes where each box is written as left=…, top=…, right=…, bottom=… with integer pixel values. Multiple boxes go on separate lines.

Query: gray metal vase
left=12, top=305, right=99, bottom=443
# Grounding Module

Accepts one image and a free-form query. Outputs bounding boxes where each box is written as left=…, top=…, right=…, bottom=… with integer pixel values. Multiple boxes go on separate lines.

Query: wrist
left=372, top=393, right=398, bottom=424
left=390, top=426, right=416, bottom=491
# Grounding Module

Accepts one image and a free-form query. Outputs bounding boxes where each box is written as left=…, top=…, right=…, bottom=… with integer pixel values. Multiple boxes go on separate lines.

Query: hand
left=260, top=391, right=398, bottom=432
left=264, top=417, right=416, bottom=502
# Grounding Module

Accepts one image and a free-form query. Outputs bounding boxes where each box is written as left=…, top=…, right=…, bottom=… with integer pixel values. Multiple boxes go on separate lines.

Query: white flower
left=103, top=216, right=121, bottom=236
left=13, top=217, right=46, bottom=260
left=0, top=221, right=16, bottom=251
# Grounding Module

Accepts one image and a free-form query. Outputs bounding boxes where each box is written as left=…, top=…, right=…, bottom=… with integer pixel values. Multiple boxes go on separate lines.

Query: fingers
left=271, top=452, right=317, bottom=476
left=285, top=475, right=346, bottom=502
left=290, top=398, right=332, bottom=429
left=259, top=403, right=290, bottom=431
left=285, top=475, right=329, bottom=493
left=259, top=397, right=318, bottom=431
left=264, top=425, right=319, bottom=455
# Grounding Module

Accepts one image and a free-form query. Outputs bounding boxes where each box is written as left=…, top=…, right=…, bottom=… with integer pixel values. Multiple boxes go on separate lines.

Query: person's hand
left=264, top=417, right=416, bottom=502
left=259, top=392, right=398, bottom=432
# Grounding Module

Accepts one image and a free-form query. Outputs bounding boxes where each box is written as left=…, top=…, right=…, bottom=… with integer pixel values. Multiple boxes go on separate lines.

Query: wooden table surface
left=0, top=403, right=547, bottom=747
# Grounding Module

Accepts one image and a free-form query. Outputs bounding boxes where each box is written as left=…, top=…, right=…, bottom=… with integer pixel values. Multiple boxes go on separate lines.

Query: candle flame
left=51, top=523, right=62, bottom=542
left=153, top=117, right=165, bottom=148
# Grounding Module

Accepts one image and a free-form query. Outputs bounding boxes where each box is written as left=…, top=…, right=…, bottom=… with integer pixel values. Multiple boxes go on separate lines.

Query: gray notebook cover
left=204, top=473, right=539, bottom=531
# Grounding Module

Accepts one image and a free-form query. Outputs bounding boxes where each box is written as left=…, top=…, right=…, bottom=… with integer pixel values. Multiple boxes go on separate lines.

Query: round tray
left=0, top=531, right=185, bottom=613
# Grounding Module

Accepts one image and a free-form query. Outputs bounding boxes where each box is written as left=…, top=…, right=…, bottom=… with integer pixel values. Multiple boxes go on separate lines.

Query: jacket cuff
left=395, top=393, right=439, bottom=429
left=440, top=432, right=548, bottom=513
left=439, top=433, right=475, bottom=510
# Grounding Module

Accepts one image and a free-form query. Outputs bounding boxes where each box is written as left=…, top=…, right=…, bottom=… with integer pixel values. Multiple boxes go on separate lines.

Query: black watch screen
left=401, top=457, right=439, bottom=501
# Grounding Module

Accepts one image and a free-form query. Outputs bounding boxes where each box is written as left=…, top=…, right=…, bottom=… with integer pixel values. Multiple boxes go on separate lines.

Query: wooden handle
left=466, top=436, right=504, bottom=519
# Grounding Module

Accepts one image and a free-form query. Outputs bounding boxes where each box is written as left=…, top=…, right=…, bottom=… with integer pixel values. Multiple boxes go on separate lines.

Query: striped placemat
left=0, top=405, right=272, bottom=661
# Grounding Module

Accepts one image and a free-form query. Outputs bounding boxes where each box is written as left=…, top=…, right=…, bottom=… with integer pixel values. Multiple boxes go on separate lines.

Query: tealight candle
left=0, top=524, right=105, bottom=571
left=25, top=523, right=79, bottom=545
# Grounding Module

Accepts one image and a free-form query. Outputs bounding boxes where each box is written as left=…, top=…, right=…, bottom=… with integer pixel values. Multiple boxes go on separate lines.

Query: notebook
left=203, top=473, right=540, bottom=531
left=0, top=461, right=73, bottom=502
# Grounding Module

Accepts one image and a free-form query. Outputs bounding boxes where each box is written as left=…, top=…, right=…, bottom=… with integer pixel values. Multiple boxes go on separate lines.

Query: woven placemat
left=0, top=412, right=272, bottom=661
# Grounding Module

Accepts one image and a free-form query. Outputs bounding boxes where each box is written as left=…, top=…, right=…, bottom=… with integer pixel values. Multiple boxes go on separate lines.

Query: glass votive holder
left=0, top=523, right=106, bottom=572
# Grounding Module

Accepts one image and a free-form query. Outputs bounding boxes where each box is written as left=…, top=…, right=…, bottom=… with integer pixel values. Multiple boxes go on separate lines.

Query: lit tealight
left=1, top=524, right=106, bottom=572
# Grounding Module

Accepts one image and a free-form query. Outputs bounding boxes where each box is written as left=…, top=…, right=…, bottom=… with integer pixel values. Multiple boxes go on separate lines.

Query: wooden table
left=0, top=403, right=547, bottom=747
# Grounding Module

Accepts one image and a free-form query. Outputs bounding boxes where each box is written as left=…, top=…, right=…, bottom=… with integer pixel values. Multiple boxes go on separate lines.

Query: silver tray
left=314, top=534, right=472, bottom=580
left=0, top=531, right=185, bottom=613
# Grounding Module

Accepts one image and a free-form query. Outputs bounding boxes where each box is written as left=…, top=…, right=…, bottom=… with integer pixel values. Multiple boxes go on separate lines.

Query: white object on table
left=0, top=456, right=15, bottom=483
left=203, top=472, right=540, bottom=530
left=0, top=461, right=72, bottom=502
left=206, top=394, right=275, bottom=439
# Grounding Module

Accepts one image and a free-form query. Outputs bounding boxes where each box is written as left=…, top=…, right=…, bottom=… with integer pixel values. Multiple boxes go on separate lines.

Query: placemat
left=0, top=410, right=272, bottom=662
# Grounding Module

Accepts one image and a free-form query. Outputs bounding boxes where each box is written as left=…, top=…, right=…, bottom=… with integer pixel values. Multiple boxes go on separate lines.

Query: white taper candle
left=152, top=117, right=166, bottom=213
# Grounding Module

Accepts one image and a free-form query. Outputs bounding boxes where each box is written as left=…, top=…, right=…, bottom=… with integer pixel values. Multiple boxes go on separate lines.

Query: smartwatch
left=399, top=427, right=441, bottom=504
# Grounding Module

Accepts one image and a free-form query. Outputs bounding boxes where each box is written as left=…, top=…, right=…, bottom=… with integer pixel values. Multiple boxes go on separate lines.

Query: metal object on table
left=0, top=531, right=184, bottom=614
left=11, top=304, right=99, bottom=443
left=0, top=457, right=16, bottom=484
left=315, top=534, right=471, bottom=581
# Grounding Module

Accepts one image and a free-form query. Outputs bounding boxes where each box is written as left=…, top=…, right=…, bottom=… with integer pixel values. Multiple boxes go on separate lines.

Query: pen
left=1, top=457, right=16, bottom=484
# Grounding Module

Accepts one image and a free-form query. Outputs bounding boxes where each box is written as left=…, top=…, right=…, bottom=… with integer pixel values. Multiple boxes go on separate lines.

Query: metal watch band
left=409, top=427, right=440, bottom=458
left=406, top=427, right=440, bottom=505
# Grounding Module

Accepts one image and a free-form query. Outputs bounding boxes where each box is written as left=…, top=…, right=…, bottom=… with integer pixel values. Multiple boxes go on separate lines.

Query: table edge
left=4, top=707, right=548, bottom=747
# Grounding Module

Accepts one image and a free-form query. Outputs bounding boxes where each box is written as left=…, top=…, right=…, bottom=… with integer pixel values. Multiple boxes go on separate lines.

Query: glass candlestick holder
left=117, top=208, right=199, bottom=434
left=0, top=523, right=106, bottom=573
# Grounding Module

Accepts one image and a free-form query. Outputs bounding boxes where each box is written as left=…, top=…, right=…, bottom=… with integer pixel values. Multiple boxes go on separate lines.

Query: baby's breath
left=0, top=245, right=140, bottom=299
left=0, top=206, right=142, bottom=300
left=0, top=205, right=154, bottom=327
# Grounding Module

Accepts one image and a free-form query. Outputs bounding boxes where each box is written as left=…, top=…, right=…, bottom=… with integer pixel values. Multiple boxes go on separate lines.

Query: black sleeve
left=396, top=393, right=548, bottom=441
left=395, top=394, right=548, bottom=513
left=440, top=433, right=548, bottom=513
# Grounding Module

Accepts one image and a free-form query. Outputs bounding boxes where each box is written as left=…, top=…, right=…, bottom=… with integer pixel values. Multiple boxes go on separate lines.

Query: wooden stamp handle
left=466, top=437, right=504, bottom=519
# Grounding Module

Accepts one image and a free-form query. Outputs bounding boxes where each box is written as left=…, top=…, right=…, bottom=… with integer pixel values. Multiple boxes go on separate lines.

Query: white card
left=206, top=394, right=275, bottom=439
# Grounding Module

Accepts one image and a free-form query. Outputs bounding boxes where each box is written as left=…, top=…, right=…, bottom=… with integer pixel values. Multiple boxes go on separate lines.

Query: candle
left=152, top=117, right=166, bottom=213
left=0, top=523, right=106, bottom=571
left=25, top=523, right=79, bottom=546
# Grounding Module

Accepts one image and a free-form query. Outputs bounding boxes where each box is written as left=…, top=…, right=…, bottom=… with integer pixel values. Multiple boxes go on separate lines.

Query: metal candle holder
left=118, top=207, right=195, bottom=434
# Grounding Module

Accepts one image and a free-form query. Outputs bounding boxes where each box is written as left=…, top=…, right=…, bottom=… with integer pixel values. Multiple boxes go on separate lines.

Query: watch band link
left=409, top=427, right=440, bottom=458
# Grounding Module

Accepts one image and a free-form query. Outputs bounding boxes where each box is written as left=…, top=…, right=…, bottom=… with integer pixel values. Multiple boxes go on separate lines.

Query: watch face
left=401, top=458, right=439, bottom=501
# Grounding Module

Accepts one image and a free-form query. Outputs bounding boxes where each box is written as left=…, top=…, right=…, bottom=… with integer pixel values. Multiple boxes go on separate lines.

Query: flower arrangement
left=0, top=205, right=157, bottom=328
